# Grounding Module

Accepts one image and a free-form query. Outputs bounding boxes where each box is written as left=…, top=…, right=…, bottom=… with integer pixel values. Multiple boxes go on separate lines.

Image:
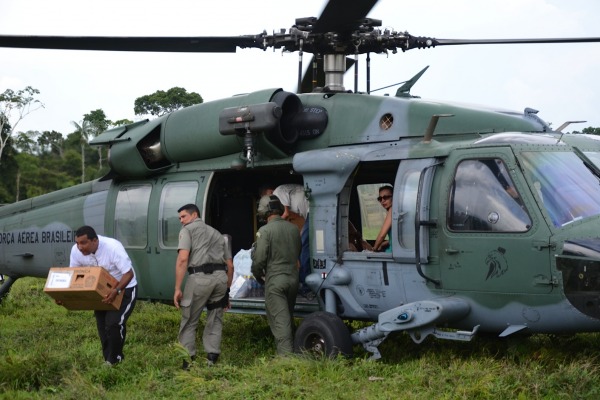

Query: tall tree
left=37, top=130, right=65, bottom=157
left=112, top=118, right=134, bottom=127
left=0, top=133, right=18, bottom=204
left=134, top=87, right=203, bottom=117
left=13, top=130, right=40, bottom=154
left=83, top=109, right=111, bottom=169
left=71, top=120, right=93, bottom=183
left=0, top=86, right=44, bottom=165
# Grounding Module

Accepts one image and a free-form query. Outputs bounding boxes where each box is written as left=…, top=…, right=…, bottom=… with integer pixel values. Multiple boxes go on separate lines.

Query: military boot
left=206, top=352, right=219, bottom=366
left=182, top=355, right=196, bottom=370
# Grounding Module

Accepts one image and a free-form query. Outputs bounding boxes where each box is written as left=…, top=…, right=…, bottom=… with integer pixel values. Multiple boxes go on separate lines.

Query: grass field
left=2, top=277, right=600, bottom=399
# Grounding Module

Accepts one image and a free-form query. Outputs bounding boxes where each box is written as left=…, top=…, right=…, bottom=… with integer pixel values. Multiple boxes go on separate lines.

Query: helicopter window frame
left=114, top=184, right=152, bottom=248
left=158, top=181, right=199, bottom=248
left=356, top=183, right=392, bottom=243
left=341, top=160, right=400, bottom=256
left=447, top=157, right=532, bottom=233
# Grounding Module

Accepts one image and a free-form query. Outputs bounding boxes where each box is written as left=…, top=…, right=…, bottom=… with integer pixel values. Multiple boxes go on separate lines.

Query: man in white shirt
left=273, top=183, right=309, bottom=221
left=69, top=225, right=137, bottom=365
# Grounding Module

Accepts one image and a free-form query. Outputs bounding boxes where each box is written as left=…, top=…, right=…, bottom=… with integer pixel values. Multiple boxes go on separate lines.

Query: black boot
left=206, top=353, right=219, bottom=366
left=182, top=354, right=196, bottom=370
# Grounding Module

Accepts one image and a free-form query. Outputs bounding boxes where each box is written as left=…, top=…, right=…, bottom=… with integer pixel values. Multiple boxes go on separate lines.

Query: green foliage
left=0, top=136, right=18, bottom=204
left=112, top=118, right=134, bottom=127
left=37, top=130, right=65, bottom=157
left=134, top=87, right=203, bottom=117
left=2, top=277, right=600, bottom=399
left=582, top=126, right=600, bottom=135
left=0, top=86, right=44, bottom=165
left=0, top=85, right=198, bottom=204
left=83, top=109, right=111, bottom=134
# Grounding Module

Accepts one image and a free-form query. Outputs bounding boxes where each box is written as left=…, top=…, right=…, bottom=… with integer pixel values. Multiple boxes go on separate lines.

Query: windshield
left=583, top=151, right=600, bottom=170
left=520, top=151, right=600, bottom=227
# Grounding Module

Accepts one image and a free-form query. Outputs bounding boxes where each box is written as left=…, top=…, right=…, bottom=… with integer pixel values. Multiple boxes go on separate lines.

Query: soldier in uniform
left=272, top=183, right=311, bottom=295
left=251, top=195, right=302, bottom=355
left=173, top=204, right=233, bottom=368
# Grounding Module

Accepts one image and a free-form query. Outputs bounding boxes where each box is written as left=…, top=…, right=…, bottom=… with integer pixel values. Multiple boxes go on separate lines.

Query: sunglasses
left=377, top=195, right=392, bottom=202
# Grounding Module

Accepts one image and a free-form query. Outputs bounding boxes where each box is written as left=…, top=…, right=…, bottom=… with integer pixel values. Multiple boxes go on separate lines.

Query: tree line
left=2, top=85, right=600, bottom=206
left=0, top=87, right=202, bottom=205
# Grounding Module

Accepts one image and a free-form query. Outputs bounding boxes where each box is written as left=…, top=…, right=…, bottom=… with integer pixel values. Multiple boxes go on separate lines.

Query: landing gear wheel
left=293, top=311, right=354, bottom=358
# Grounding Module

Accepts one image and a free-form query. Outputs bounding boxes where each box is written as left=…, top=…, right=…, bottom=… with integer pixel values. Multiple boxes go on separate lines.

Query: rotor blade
left=314, top=0, right=378, bottom=34
left=0, top=34, right=262, bottom=53
left=433, top=37, right=600, bottom=47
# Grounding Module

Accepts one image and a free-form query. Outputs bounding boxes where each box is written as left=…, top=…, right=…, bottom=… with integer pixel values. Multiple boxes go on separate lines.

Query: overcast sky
left=2, top=0, right=600, bottom=135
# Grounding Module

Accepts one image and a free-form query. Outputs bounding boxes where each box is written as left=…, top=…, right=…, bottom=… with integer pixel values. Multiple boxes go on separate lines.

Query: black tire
left=293, top=311, right=354, bottom=358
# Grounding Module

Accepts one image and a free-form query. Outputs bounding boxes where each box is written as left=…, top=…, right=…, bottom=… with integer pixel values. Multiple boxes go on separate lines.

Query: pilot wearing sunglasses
left=373, top=185, right=393, bottom=252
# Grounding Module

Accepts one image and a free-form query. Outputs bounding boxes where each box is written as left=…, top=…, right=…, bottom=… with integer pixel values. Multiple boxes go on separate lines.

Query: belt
left=188, top=263, right=227, bottom=275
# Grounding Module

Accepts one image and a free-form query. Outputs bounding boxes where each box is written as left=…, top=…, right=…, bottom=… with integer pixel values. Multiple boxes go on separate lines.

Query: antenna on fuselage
left=423, top=114, right=454, bottom=143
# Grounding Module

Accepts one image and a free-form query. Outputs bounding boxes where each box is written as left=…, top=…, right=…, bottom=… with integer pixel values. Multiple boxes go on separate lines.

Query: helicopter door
left=107, top=172, right=211, bottom=301
left=439, top=149, right=553, bottom=294
left=391, top=158, right=437, bottom=263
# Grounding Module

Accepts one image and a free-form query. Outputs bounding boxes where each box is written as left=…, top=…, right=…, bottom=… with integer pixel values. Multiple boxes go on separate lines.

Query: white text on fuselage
left=0, top=230, right=75, bottom=245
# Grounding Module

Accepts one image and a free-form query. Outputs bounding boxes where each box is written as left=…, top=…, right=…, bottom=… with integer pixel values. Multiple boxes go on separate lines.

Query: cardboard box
left=44, top=266, right=123, bottom=310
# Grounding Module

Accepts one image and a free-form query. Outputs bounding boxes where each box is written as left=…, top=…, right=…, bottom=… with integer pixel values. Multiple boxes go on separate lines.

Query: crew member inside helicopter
left=372, top=185, right=393, bottom=252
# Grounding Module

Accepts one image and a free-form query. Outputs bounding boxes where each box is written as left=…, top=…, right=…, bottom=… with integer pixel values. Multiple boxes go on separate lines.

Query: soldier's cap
left=257, top=194, right=284, bottom=216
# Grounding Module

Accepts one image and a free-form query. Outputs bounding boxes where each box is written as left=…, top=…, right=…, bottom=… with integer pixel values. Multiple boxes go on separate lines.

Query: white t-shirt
left=273, top=183, right=309, bottom=219
left=69, top=235, right=137, bottom=288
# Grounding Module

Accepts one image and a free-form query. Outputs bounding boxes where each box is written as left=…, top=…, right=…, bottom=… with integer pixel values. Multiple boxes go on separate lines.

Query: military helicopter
left=3, top=0, right=600, bottom=360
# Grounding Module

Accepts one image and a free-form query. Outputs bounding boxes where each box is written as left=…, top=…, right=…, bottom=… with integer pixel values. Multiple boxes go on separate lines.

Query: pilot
left=251, top=195, right=302, bottom=355
left=173, top=203, right=234, bottom=369
left=372, top=185, right=393, bottom=253
left=69, top=225, right=138, bottom=366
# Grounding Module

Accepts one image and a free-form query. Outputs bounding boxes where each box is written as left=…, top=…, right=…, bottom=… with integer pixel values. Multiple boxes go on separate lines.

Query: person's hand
left=103, top=289, right=119, bottom=304
left=174, top=289, right=183, bottom=309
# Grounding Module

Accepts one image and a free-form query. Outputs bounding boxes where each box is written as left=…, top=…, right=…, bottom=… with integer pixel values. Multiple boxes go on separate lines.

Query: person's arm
left=173, top=249, right=190, bottom=309
left=69, top=245, right=81, bottom=267
left=103, top=269, right=134, bottom=304
left=282, top=205, right=290, bottom=220
left=373, top=208, right=392, bottom=252
left=251, top=231, right=268, bottom=284
left=226, top=258, right=234, bottom=289
left=223, top=257, right=234, bottom=310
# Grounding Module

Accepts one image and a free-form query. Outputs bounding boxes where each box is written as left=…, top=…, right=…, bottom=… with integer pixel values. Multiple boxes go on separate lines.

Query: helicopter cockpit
left=520, top=151, right=600, bottom=228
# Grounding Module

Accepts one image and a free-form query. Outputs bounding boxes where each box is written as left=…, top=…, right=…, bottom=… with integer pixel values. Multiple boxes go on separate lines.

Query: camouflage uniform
left=251, top=215, right=302, bottom=355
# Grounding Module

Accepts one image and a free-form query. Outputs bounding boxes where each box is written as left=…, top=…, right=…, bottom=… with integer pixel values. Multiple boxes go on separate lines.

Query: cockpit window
left=583, top=151, right=600, bottom=171
left=448, top=158, right=531, bottom=232
left=521, top=151, right=600, bottom=227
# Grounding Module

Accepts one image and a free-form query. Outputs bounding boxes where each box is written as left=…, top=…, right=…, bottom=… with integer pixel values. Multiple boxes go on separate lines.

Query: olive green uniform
left=178, top=218, right=231, bottom=358
left=251, top=215, right=301, bottom=354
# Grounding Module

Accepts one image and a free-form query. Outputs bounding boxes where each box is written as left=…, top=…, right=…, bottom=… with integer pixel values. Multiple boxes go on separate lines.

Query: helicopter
left=3, top=0, right=600, bottom=360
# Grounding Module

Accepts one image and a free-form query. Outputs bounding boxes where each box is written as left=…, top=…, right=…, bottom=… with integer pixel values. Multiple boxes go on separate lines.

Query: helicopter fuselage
left=2, top=90, right=600, bottom=358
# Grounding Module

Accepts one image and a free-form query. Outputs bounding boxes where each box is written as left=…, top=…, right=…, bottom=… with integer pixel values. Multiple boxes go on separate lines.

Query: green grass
left=2, top=277, right=600, bottom=399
